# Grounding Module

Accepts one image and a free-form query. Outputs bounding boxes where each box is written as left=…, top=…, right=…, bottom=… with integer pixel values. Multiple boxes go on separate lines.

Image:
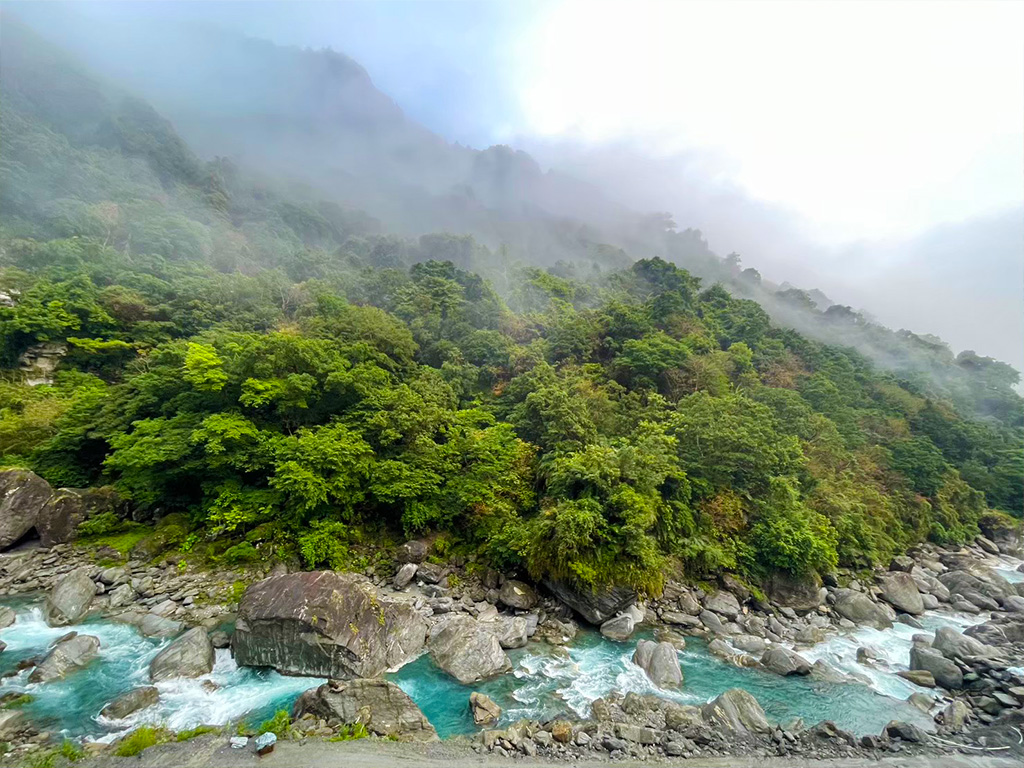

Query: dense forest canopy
left=0, top=12, right=1020, bottom=594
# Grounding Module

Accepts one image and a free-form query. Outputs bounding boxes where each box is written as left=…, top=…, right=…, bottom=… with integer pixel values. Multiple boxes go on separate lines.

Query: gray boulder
left=766, top=570, right=823, bottom=612
left=932, top=626, right=997, bottom=661
left=699, top=609, right=726, bottom=635
left=878, top=572, right=924, bottom=615
left=43, top=567, right=96, bottom=626
left=486, top=615, right=529, bottom=649
left=498, top=579, right=538, bottom=610
left=909, top=645, right=962, bottom=690
left=704, top=590, right=741, bottom=620
left=393, top=563, right=417, bottom=590
left=149, top=627, right=214, bottom=682
left=761, top=645, right=811, bottom=676
left=428, top=615, right=510, bottom=684
left=0, top=469, right=52, bottom=550
left=940, top=568, right=1017, bottom=608
left=632, top=639, right=683, bottom=688
left=101, top=686, right=159, bottom=719
left=702, top=688, right=771, bottom=734
left=37, top=486, right=124, bottom=547
left=294, top=679, right=437, bottom=742
left=29, top=633, right=100, bottom=683
left=599, top=614, right=635, bottom=641
left=396, top=540, right=428, bottom=564
left=543, top=578, right=636, bottom=624
left=833, top=589, right=892, bottom=629
left=0, top=606, right=15, bottom=630
left=233, top=571, right=426, bottom=679
left=470, top=691, right=502, bottom=726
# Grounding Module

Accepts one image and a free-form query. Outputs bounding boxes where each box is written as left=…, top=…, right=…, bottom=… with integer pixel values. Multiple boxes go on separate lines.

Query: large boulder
left=704, top=590, right=741, bottom=620
left=766, top=571, right=822, bottom=612
left=100, top=686, right=159, bottom=719
left=43, top=567, right=96, bottom=626
left=294, top=679, right=437, bottom=742
left=940, top=569, right=1017, bottom=608
left=701, top=689, right=771, bottom=734
left=909, top=645, right=962, bottom=690
left=833, top=589, right=893, bottom=629
left=36, top=486, right=125, bottom=548
left=149, top=627, right=214, bottom=682
left=964, top=616, right=1024, bottom=646
left=29, top=633, right=100, bottom=683
left=932, top=626, right=997, bottom=661
left=233, top=572, right=426, bottom=679
left=486, top=615, right=529, bottom=649
left=470, top=691, right=502, bottom=726
left=0, top=606, right=15, bottom=630
left=878, top=572, right=924, bottom=615
left=0, top=469, right=52, bottom=550
left=761, top=645, right=811, bottom=676
left=498, top=580, right=538, bottom=610
left=632, top=639, right=682, bottom=688
left=428, top=615, right=510, bottom=684
left=543, top=578, right=636, bottom=625
left=599, top=614, right=635, bottom=641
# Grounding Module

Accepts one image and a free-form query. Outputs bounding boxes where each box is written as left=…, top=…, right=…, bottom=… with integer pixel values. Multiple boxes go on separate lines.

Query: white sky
left=515, top=0, right=1024, bottom=242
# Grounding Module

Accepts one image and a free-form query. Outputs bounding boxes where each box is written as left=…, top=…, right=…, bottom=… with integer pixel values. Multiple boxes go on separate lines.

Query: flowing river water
left=1, top=556, right=1021, bottom=744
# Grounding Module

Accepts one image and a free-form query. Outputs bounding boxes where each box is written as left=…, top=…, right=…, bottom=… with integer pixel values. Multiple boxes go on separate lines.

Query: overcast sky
left=15, top=0, right=1024, bottom=369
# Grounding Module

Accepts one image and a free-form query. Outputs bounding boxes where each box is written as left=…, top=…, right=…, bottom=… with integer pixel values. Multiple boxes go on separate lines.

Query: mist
left=8, top=0, right=1022, bottom=376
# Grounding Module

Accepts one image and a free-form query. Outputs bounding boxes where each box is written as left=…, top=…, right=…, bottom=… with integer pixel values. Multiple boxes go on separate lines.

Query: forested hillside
left=1, top=12, right=1020, bottom=595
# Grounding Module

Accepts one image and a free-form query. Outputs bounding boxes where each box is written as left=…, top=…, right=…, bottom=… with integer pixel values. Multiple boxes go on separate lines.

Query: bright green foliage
left=258, top=710, right=292, bottom=738
left=1, top=17, right=1020, bottom=598
left=113, top=726, right=169, bottom=757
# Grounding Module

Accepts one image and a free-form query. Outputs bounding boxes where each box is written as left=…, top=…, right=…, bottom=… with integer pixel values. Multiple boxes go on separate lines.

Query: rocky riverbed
left=0, top=484, right=1021, bottom=764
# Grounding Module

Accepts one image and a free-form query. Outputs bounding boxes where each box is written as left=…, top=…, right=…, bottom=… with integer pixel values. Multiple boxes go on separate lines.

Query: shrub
left=221, top=541, right=261, bottom=566
left=113, top=726, right=169, bottom=757
left=176, top=725, right=219, bottom=741
left=58, top=740, right=85, bottom=762
left=258, top=709, right=291, bottom=738
left=76, top=510, right=125, bottom=537
left=328, top=722, right=369, bottom=741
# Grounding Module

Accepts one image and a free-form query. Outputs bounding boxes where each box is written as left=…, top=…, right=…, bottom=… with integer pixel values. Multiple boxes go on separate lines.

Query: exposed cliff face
left=233, top=571, right=427, bottom=678
left=17, top=342, right=66, bottom=386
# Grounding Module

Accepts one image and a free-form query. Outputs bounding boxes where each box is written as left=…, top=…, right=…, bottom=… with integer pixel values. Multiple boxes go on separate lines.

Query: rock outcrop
left=233, top=571, right=426, bottom=679
left=632, top=639, right=683, bottom=688
left=149, top=627, right=214, bottom=681
left=294, top=679, right=437, bottom=742
left=543, top=578, right=636, bottom=625
left=43, top=567, right=96, bottom=626
left=909, top=644, right=962, bottom=690
left=29, top=633, right=100, bottom=683
left=428, top=614, right=510, bottom=684
left=0, top=469, right=52, bottom=550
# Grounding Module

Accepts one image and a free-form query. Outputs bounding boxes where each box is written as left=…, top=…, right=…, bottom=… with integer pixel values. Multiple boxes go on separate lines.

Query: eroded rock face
left=543, top=578, right=636, bottom=625
left=233, top=571, right=426, bottom=679
left=29, top=633, right=100, bottom=683
left=0, top=469, right=52, bottom=550
left=43, top=568, right=96, bottom=627
left=294, top=679, right=437, bottom=742
left=149, top=627, right=214, bottom=682
left=878, top=572, right=924, bottom=615
left=428, top=614, right=510, bottom=684
left=701, top=688, right=771, bottom=734
left=833, top=589, right=893, bottom=630
left=632, top=639, right=682, bottom=688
